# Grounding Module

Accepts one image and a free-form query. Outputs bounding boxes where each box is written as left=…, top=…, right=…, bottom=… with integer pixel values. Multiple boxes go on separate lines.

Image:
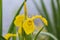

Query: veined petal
left=16, top=15, right=24, bottom=20
left=32, top=15, right=43, bottom=20
left=23, top=18, right=35, bottom=35
left=14, top=15, right=25, bottom=27
left=32, top=15, right=48, bottom=26
left=41, top=17, right=48, bottom=26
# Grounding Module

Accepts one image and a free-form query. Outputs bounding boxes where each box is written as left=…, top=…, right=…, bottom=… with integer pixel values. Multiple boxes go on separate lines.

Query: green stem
left=0, top=0, right=2, bottom=40
left=24, top=0, right=33, bottom=40
left=24, top=1, right=27, bottom=19
left=19, top=34, right=24, bottom=40
left=40, top=32, right=58, bottom=40
left=19, top=28, right=25, bottom=40
left=34, top=27, right=44, bottom=40
left=25, top=34, right=33, bottom=40
left=12, top=27, right=16, bottom=40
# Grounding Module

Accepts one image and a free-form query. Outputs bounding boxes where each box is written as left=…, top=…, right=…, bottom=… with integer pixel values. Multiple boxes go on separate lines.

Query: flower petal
left=23, top=18, right=35, bottom=35
left=14, top=15, right=25, bottom=27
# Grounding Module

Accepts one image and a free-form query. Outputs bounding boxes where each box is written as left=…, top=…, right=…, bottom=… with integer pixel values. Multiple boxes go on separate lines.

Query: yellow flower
left=32, top=15, right=42, bottom=20
left=23, top=18, right=35, bottom=35
left=41, top=17, right=48, bottom=26
left=4, top=33, right=16, bottom=40
left=14, top=15, right=47, bottom=35
left=14, top=15, right=35, bottom=35
left=14, top=15, right=25, bottom=27
left=32, top=15, right=48, bottom=26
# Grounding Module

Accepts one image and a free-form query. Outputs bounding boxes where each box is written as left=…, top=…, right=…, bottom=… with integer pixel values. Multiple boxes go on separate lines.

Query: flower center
left=28, top=20, right=32, bottom=26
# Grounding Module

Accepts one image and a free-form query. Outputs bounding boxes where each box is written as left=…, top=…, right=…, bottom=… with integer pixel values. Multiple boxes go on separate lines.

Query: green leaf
left=12, top=27, right=16, bottom=40
left=0, top=0, right=2, bottom=40
left=18, top=28, right=25, bottom=40
left=8, top=0, right=27, bottom=33
left=34, top=27, right=44, bottom=40
left=32, top=0, right=45, bottom=17
left=56, top=0, right=60, bottom=39
left=51, top=0, right=57, bottom=28
left=0, top=35, right=6, bottom=40
left=40, top=0, right=56, bottom=35
left=33, top=0, right=60, bottom=40
left=40, top=0, right=49, bottom=19
left=50, top=0, right=58, bottom=38
left=25, top=34, right=33, bottom=40
left=40, top=32, right=58, bottom=40
left=8, top=0, right=27, bottom=40
left=33, top=0, right=55, bottom=37
left=19, top=34, right=24, bottom=40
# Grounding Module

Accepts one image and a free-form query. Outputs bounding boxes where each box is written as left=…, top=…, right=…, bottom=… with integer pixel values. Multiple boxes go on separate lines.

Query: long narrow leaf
left=51, top=0, right=57, bottom=24
left=40, top=1, right=57, bottom=40
left=51, top=0, right=57, bottom=36
left=0, top=0, right=2, bottom=40
left=33, top=0, right=53, bottom=34
left=8, top=0, right=27, bottom=40
left=0, top=35, right=6, bottom=40
left=40, top=0, right=53, bottom=33
left=34, top=27, right=44, bottom=40
left=8, top=0, right=27, bottom=33
left=56, top=0, right=60, bottom=39
left=40, top=32, right=58, bottom=40
left=32, top=0, right=45, bottom=17
left=12, top=27, right=16, bottom=40
left=40, top=0, right=49, bottom=19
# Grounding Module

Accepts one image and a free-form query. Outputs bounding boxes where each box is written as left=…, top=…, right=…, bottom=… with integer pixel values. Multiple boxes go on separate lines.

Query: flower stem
left=34, top=27, right=44, bottom=40
left=19, top=34, right=24, bottom=40
left=40, top=32, right=58, bottom=40
left=24, top=1, right=27, bottom=19
left=12, top=27, right=16, bottom=40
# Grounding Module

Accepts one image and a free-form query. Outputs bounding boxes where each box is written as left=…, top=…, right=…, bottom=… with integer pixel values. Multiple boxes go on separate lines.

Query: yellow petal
left=23, top=18, right=35, bottom=35
left=14, top=15, right=25, bottom=27
left=32, top=15, right=48, bottom=26
left=32, top=15, right=42, bottom=20
left=16, top=15, right=24, bottom=20
left=4, top=33, right=16, bottom=40
left=41, top=17, right=48, bottom=26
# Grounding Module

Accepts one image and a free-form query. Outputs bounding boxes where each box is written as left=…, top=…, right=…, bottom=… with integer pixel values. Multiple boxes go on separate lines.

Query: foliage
left=33, top=0, right=60, bottom=40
